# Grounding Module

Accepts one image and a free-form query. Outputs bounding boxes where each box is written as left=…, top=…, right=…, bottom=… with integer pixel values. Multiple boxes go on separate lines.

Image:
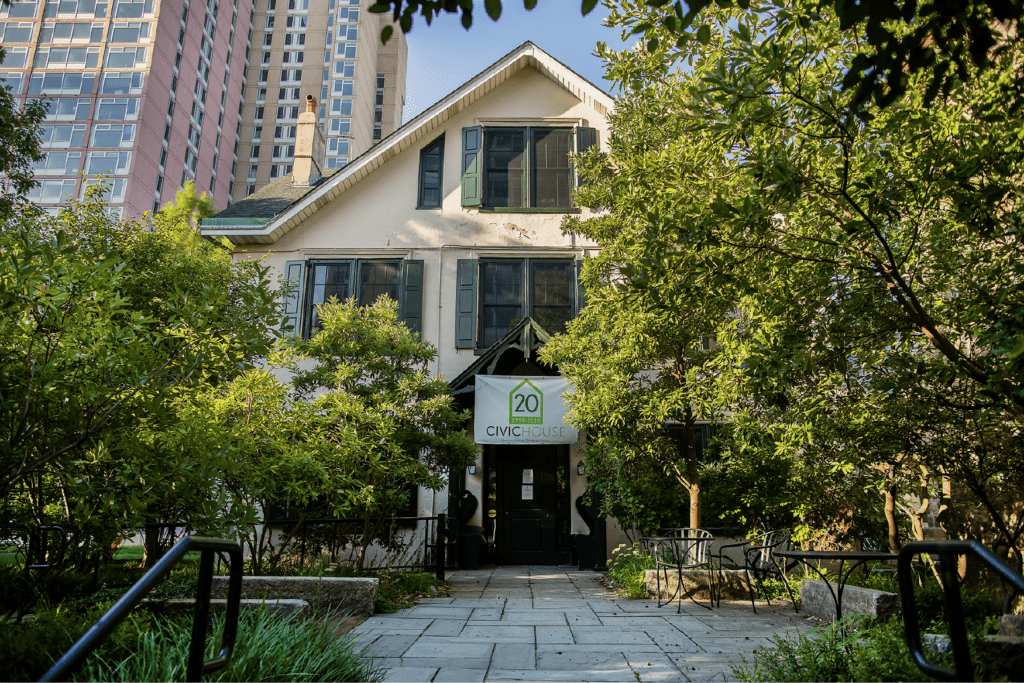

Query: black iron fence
left=269, top=514, right=447, bottom=580
left=2, top=514, right=449, bottom=582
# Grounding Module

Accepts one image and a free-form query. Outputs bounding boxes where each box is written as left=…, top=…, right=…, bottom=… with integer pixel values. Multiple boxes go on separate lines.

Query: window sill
left=476, top=207, right=581, bottom=214
left=473, top=348, right=488, bottom=356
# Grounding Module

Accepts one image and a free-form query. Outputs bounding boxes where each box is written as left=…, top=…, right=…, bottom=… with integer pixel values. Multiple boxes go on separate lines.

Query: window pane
left=480, top=260, right=523, bottom=348
left=309, top=262, right=349, bottom=330
left=358, top=261, right=400, bottom=306
left=531, top=128, right=571, bottom=208
left=530, top=261, right=573, bottom=334
left=484, top=129, right=524, bottom=208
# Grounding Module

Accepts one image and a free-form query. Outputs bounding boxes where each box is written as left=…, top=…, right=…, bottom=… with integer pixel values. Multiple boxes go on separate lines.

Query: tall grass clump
left=79, top=608, right=382, bottom=682
left=607, top=543, right=654, bottom=599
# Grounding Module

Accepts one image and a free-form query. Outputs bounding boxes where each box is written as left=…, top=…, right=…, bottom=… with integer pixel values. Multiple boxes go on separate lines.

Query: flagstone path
left=352, top=566, right=816, bottom=682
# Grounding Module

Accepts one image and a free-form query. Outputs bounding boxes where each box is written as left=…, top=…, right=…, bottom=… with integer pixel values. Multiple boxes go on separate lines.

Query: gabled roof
left=200, top=41, right=615, bottom=246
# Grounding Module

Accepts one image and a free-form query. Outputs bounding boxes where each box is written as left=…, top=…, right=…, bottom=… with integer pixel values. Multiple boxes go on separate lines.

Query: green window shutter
left=282, top=260, right=306, bottom=336
left=461, top=126, right=482, bottom=207
left=401, top=259, right=424, bottom=335
left=455, top=259, right=477, bottom=348
left=576, top=127, right=598, bottom=189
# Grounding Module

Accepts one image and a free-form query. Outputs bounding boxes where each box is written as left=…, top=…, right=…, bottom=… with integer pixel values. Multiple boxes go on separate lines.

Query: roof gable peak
left=201, top=42, right=613, bottom=245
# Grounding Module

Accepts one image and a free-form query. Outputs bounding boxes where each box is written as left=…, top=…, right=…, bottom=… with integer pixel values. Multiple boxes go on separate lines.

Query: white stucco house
left=200, top=41, right=629, bottom=568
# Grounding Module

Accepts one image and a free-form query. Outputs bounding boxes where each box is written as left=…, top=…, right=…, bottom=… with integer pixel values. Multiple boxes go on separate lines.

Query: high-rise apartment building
left=0, top=0, right=406, bottom=215
left=235, top=0, right=406, bottom=200
left=1, top=0, right=251, bottom=216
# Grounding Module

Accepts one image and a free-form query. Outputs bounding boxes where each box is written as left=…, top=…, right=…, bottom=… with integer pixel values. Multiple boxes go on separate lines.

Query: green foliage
left=0, top=600, right=182, bottom=682
left=0, top=48, right=46, bottom=219
left=607, top=542, right=654, bottom=599
left=1, top=594, right=380, bottom=682
left=79, top=608, right=382, bottom=683
left=554, top=0, right=1024, bottom=556
left=152, top=180, right=217, bottom=231
left=369, top=1, right=1024, bottom=113
left=733, top=614, right=1001, bottom=683
left=0, top=191, right=281, bottom=561
left=373, top=571, right=448, bottom=613
left=293, top=297, right=476, bottom=569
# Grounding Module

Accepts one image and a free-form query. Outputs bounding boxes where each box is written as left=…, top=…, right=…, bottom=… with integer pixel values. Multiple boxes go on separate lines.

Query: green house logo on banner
left=509, top=379, right=543, bottom=424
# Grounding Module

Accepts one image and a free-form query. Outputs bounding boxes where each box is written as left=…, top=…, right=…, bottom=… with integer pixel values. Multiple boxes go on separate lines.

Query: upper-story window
left=460, top=125, right=598, bottom=211
left=489, top=128, right=569, bottom=208
left=1, top=1, right=38, bottom=17
left=280, top=259, right=424, bottom=338
left=455, top=258, right=581, bottom=349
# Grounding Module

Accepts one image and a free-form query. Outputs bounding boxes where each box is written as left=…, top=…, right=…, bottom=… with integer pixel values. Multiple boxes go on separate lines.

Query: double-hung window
left=280, top=258, right=424, bottom=338
left=461, top=125, right=597, bottom=211
left=455, top=258, right=581, bottom=349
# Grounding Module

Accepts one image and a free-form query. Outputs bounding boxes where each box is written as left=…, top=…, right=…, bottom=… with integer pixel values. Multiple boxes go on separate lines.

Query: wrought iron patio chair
left=642, top=528, right=715, bottom=612
left=713, top=528, right=798, bottom=613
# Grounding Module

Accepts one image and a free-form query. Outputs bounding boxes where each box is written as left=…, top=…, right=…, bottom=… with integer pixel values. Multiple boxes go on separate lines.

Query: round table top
left=775, top=549, right=899, bottom=562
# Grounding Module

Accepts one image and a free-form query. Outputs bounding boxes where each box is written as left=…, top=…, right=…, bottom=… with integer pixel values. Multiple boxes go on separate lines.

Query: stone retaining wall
left=210, top=576, right=377, bottom=615
left=800, top=579, right=900, bottom=622
left=144, top=598, right=311, bottom=622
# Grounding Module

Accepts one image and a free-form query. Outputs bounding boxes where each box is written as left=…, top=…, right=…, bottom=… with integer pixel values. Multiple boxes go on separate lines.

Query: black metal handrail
left=39, top=536, right=243, bottom=683
left=898, top=540, right=1024, bottom=682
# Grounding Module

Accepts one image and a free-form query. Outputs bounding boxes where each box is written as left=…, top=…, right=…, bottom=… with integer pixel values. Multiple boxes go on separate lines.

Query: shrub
left=733, top=614, right=1001, bottom=682
left=0, top=601, right=159, bottom=682
left=607, top=543, right=654, bottom=599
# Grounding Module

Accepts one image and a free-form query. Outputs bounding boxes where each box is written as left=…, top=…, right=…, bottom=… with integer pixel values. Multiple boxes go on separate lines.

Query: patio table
left=775, top=549, right=898, bottom=627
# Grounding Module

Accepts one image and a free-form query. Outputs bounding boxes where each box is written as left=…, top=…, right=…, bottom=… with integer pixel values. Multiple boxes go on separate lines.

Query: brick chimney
left=293, top=94, right=325, bottom=186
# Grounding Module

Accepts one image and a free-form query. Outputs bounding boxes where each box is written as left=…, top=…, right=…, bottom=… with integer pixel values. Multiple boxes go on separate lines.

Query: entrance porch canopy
left=448, top=317, right=561, bottom=407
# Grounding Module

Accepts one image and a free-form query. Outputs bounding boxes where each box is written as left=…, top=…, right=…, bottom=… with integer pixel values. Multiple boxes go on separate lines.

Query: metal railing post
left=435, top=514, right=446, bottom=581
left=898, top=540, right=1024, bottom=683
left=186, top=549, right=215, bottom=681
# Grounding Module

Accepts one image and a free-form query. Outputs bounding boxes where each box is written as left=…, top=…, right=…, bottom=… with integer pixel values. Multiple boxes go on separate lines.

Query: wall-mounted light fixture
left=468, top=463, right=477, bottom=475
left=577, top=462, right=586, bottom=476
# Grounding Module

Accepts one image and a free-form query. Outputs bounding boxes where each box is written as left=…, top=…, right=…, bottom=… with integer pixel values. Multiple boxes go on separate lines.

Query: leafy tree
left=152, top=180, right=217, bottom=232
left=0, top=191, right=281, bottom=559
left=608, top=0, right=1024, bottom=110
left=546, top=0, right=1024, bottom=565
left=293, top=297, right=476, bottom=570
left=0, top=49, right=46, bottom=220
left=541, top=227, right=732, bottom=529
left=174, top=359, right=363, bottom=573
left=370, top=0, right=1024, bottom=109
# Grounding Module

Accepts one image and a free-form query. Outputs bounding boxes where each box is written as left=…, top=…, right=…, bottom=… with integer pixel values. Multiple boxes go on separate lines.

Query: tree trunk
left=683, top=408, right=701, bottom=529
left=356, top=506, right=373, bottom=572
left=884, top=471, right=900, bottom=554
left=143, top=522, right=159, bottom=569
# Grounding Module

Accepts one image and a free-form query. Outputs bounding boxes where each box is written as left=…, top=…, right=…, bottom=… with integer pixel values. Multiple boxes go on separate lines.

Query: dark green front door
left=490, top=444, right=570, bottom=564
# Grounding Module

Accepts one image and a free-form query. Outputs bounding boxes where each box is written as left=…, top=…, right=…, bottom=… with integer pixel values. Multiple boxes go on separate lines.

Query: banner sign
left=474, top=375, right=577, bottom=444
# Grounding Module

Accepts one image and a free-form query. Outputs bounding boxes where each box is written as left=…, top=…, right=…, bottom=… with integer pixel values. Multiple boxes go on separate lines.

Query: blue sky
left=399, top=2, right=637, bottom=122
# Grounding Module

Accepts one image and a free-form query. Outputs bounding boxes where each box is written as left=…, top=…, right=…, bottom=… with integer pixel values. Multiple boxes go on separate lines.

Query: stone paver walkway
left=352, top=566, right=815, bottom=682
